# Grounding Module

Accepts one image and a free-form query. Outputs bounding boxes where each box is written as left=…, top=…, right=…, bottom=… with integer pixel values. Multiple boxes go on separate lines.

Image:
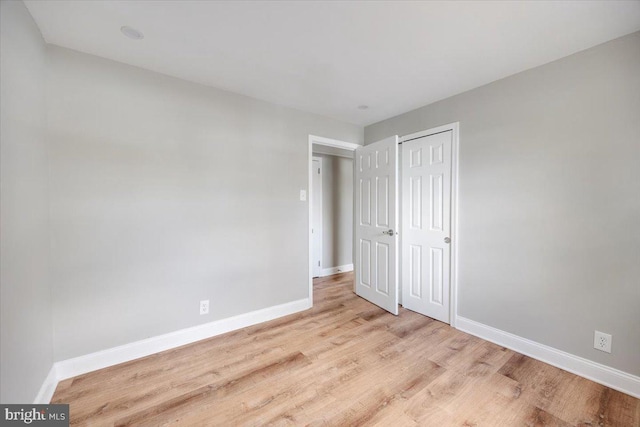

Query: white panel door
left=401, top=131, right=452, bottom=323
left=311, top=158, right=322, bottom=277
left=355, top=135, right=399, bottom=315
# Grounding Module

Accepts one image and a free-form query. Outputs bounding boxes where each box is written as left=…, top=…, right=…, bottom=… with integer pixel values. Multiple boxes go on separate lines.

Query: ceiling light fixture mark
left=120, top=26, right=144, bottom=40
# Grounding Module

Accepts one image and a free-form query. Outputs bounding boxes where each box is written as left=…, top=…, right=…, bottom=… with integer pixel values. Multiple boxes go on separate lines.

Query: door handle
left=382, top=229, right=396, bottom=236
left=444, top=237, right=451, bottom=244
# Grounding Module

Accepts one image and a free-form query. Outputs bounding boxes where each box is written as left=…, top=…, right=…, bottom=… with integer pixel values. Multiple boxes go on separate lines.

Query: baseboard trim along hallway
left=320, top=263, right=353, bottom=277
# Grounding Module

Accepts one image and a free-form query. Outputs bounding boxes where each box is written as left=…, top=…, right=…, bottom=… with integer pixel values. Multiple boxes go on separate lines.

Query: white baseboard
left=39, top=303, right=638, bottom=402
left=320, top=263, right=353, bottom=277
left=34, top=365, right=58, bottom=404
left=52, top=298, right=311, bottom=384
left=456, top=316, right=640, bottom=398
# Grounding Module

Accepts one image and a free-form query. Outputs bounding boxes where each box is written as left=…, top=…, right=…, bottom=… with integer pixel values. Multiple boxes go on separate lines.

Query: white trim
left=398, top=122, right=460, bottom=327
left=33, top=365, right=58, bottom=404
left=456, top=316, right=640, bottom=399
left=352, top=152, right=357, bottom=294
left=55, top=298, right=310, bottom=381
left=309, top=135, right=360, bottom=151
left=398, top=142, right=403, bottom=305
left=308, top=135, right=360, bottom=304
left=320, top=263, right=354, bottom=277
left=312, top=144, right=354, bottom=159
left=398, top=122, right=459, bottom=144
left=450, top=123, right=460, bottom=328
left=311, top=156, right=323, bottom=278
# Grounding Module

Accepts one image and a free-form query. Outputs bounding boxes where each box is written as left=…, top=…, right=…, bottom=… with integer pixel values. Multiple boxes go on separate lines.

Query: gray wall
left=46, top=46, right=362, bottom=361
left=313, top=154, right=353, bottom=269
left=0, top=0, right=54, bottom=403
left=366, top=32, right=640, bottom=376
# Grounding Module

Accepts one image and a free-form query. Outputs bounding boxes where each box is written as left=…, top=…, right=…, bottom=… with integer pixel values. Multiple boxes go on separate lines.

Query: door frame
left=398, top=122, right=460, bottom=327
left=311, top=156, right=323, bottom=278
left=308, top=135, right=360, bottom=305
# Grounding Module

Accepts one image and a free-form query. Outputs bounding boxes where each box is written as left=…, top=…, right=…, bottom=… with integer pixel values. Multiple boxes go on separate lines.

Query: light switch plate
left=300, top=190, right=307, bottom=201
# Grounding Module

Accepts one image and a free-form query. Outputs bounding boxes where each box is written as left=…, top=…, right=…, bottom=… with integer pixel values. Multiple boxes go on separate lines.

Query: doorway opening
left=308, top=135, right=360, bottom=305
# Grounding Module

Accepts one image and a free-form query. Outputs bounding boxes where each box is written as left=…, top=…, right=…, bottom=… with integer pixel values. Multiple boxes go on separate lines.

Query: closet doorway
left=354, top=123, right=459, bottom=325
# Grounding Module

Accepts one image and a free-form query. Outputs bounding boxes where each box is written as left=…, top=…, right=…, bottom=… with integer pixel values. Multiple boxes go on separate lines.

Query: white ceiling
left=24, top=1, right=640, bottom=126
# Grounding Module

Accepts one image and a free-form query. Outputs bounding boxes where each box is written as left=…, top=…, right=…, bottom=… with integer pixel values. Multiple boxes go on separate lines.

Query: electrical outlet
left=199, top=300, right=209, bottom=315
left=594, top=331, right=612, bottom=353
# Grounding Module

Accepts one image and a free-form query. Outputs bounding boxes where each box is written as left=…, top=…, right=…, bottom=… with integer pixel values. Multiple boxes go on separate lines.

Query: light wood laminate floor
left=52, top=272, right=639, bottom=426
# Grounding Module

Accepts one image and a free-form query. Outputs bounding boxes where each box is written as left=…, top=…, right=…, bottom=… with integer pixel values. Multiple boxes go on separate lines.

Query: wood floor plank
left=51, top=272, right=640, bottom=426
left=114, top=352, right=312, bottom=427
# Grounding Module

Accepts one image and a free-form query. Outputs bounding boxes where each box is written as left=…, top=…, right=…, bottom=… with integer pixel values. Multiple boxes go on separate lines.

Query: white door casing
left=401, top=130, right=452, bottom=323
left=355, top=135, right=399, bottom=315
left=311, top=157, right=322, bottom=277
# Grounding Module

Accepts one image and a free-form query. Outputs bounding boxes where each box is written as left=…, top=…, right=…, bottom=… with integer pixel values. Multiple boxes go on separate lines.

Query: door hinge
left=318, top=261, right=320, bottom=266
left=317, top=168, right=320, bottom=174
